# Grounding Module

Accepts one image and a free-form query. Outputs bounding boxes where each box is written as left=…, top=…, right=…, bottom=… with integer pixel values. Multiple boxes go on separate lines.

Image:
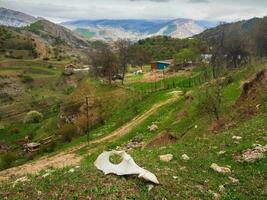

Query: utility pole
left=86, top=96, right=89, bottom=143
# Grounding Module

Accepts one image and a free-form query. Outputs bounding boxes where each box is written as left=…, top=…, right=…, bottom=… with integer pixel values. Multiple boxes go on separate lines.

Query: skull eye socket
left=109, top=154, right=123, bottom=164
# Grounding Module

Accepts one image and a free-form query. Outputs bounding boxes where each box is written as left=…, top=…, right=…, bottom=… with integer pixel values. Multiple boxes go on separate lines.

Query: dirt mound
left=235, top=68, right=267, bottom=118
left=146, top=131, right=177, bottom=148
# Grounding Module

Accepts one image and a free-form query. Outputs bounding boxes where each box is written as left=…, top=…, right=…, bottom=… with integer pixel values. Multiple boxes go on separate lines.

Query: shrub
left=24, top=111, right=43, bottom=123
left=64, top=85, right=76, bottom=95
left=197, top=81, right=223, bottom=120
left=10, top=128, right=19, bottom=134
left=60, top=124, right=78, bottom=142
left=21, top=75, right=34, bottom=84
left=43, top=57, right=49, bottom=61
left=40, top=141, right=57, bottom=153
left=0, top=152, right=16, bottom=170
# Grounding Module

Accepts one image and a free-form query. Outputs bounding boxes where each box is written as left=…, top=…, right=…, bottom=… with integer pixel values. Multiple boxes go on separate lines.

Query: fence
left=140, top=69, right=217, bottom=94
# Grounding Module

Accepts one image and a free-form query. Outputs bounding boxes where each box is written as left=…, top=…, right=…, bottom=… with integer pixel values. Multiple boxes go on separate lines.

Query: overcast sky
left=0, top=0, right=266, bottom=22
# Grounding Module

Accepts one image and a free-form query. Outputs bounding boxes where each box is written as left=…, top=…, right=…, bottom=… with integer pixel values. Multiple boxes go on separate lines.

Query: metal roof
left=152, top=59, right=173, bottom=65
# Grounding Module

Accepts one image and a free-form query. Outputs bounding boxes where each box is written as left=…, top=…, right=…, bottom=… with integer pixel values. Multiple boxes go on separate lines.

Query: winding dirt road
left=0, top=91, right=181, bottom=181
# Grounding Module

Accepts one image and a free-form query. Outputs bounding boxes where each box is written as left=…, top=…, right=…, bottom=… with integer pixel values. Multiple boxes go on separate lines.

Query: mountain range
left=62, top=19, right=218, bottom=41
left=0, top=7, right=218, bottom=41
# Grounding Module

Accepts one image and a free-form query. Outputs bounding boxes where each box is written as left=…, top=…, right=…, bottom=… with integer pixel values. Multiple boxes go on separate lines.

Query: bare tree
left=115, top=39, right=131, bottom=85
left=224, top=34, right=250, bottom=68
left=254, top=17, right=267, bottom=57
left=210, top=25, right=225, bottom=79
left=198, top=80, right=223, bottom=121
left=89, top=44, right=117, bottom=85
left=130, top=45, right=151, bottom=69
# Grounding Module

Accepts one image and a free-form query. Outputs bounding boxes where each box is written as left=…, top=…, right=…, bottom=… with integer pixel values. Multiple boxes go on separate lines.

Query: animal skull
left=94, top=150, right=159, bottom=184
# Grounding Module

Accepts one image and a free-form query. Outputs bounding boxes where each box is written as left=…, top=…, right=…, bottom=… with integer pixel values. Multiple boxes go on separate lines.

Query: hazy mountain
left=0, top=7, right=218, bottom=42
left=0, top=7, right=37, bottom=27
left=62, top=19, right=218, bottom=41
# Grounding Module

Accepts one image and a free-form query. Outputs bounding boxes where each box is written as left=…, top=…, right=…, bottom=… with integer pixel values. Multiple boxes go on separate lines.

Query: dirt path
left=0, top=91, right=181, bottom=181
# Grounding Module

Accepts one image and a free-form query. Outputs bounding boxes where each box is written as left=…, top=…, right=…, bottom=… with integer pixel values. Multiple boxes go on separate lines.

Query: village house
left=151, top=59, right=173, bottom=70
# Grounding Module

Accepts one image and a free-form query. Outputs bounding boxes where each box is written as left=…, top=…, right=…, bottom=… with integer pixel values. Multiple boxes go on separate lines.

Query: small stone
left=252, top=144, right=262, bottom=147
left=13, top=176, right=29, bottom=187
left=181, top=154, right=190, bottom=161
left=195, top=184, right=204, bottom=191
left=75, top=166, right=80, bottom=169
left=228, top=176, right=239, bottom=184
left=194, top=125, right=198, bottom=129
left=238, top=144, right=267, bottom=162
left=208, top=190, right=221, bottom=200
left=159, top=154, right=173, bottom=162
left=42, top=173, right=50, bottom=178
left=219, top=185, right=225, bottom=193
left=210, top=163, right=231, bottom=174
left=173, top=176, right=178, bottom=179
left=232, top=136, right=242, bottom=140
left=148, top=123, right=158, bottom=132
left=37, top=190, right=42, bottom=196
left=147, top=184, right=154, bottom=191
left=69, top=168, right=75, bottom=173
left=132, top=134, right=144, bottom=143
left=179, top=166, right=187, bottom=171
left=217, top=151, right=226, bottom=155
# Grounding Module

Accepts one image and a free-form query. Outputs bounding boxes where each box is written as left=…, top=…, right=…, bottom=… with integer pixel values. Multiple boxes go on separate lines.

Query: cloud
left=0, top=0, right=266, bottom=22
left=129, top=0, right=170, bottom=2
left=188, top=0, right=210, bottom=3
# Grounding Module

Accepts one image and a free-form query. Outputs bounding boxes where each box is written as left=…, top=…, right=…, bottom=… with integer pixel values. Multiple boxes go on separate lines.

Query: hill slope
left=0, top=62, right=266, bottom=199
left=197, top=17, right=261, bottom=48
left=0, top=7, right=37, bottom=27
left=27, top=20, right=88, bottom=48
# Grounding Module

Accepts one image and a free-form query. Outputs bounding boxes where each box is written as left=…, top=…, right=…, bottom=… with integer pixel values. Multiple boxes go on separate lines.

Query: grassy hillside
left=27, top=20, right=88, bottom=48
left=135, top=36, right=208, bottom=60
left=0, top=60, right=266, bottom=199
left=0, top=26, right=38, bottom=59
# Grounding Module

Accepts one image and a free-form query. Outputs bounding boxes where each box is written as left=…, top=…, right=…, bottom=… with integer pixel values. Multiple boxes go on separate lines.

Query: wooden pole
left=86, top=96, right=89, bottom=143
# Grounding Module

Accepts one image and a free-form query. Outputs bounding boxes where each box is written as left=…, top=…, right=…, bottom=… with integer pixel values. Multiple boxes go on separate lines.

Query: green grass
left=1, top=106, right=266, bottom=199
left=0, top=61, right=266, bottom=199
left=76, top=28, right=95, bottom=39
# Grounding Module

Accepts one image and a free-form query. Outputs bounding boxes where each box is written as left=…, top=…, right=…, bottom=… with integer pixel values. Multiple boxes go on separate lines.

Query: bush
left=40, top=141, right=57, bottom=153
left=21, top=75, right=34, bottom=84
left=10, top=128, right=19, bottom=134
left=24, top=111, right=43, bottom=123
left=0, top=152, right=16, bottom=170
left=60, top=124, right=78, bottom=142
left=43, top=57, right=49, bottom=61
left=64, top=85, right=76, bottom=95
left=197, top=81, right=223, bottom=120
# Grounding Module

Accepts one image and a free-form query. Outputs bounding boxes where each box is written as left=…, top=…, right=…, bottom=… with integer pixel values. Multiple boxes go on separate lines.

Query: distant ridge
left=0, top=7, right=37, bottom=27
left=62, top=19, right=218, bottom=41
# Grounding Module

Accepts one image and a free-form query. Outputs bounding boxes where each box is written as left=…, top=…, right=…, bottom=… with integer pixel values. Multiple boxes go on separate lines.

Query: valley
left=0, top=5, right=266, bottom=200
